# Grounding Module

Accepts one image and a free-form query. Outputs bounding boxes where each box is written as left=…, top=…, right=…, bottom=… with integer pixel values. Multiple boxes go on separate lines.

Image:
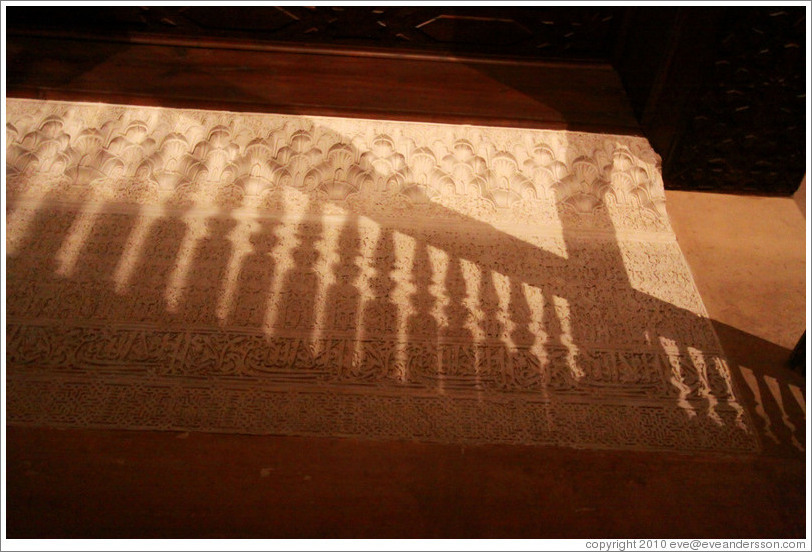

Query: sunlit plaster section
left=7, top=115, right=78, bottom=256
left=788, top=384, right=805, bottom=416
left=740, top=366, right=780, bottom=444
left=763, top=376, right=804, bottom=452
left=5, top=99, right=761, bottom=453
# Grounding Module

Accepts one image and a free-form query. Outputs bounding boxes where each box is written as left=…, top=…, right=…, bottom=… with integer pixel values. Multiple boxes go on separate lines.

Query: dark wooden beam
left=6, top=34, right=640, bottom=136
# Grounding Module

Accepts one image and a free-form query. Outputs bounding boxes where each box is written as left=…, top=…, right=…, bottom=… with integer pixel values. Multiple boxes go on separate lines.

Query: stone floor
left=5, top=188, right=807, bottom=539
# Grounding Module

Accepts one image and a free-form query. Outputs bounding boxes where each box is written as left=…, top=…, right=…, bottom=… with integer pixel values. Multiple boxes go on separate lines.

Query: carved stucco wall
left=5, top=99, right=758, bottom=452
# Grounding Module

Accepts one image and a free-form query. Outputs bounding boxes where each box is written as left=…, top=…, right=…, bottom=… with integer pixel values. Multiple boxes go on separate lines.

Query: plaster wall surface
left=6, top=189, right=808, bottom=539
left=7, top=100, right=756, bottom=453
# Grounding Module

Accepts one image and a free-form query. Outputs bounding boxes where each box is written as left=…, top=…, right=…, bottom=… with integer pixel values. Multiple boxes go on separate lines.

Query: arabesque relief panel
left=5, top=99, right=758, bottom=452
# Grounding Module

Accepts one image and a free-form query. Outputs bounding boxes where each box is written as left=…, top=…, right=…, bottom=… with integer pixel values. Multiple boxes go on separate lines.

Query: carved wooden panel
left=664, top=8, right=806, bottom=195
left=6, top=6, right=623, bottom=59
